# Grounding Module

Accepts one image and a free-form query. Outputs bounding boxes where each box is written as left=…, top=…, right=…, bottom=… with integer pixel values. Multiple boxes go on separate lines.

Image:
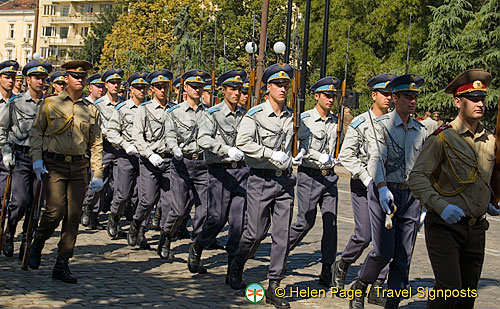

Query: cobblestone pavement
left=0, top=167, right=499, bottom=308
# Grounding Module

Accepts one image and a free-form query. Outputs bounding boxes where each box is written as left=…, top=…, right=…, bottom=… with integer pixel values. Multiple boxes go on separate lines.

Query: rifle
left=334, top=27, right=350, bottom=159
left=0, top=171, right=12, bottom=253
left=405, top=14, right=412, bottom=74
left=246, top=14, right=257, bottom=110
left=491, top=86, right=500, bottom=208
left=211, top=18, right=217, bottom=107
left=21, top=181, right=42, bottom=271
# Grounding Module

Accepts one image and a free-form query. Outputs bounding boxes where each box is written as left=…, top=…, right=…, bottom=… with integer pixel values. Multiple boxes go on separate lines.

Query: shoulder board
left=247, top=105, right=263, bottom=116
left=432, top=124, right=451, bottom=135
left=286, top=106, right=293, bottom=113
left=140, top=100, right=151, bottom=106
left=350, top=116, right=366, bottom=129
left=8, top=94, right=21, bottom=103
left=207, top=106, right=220, bottom=115
left=167, top=104, right=180, bottom=113
left=93, top=97, right=103, bottom=106
left=375, top=114, right=390, bottom=122
left=300, top=112, right=310, bottom=119
left=115, top=102, right=126, bottom=110
left=413, top=119, right=425, bottom=128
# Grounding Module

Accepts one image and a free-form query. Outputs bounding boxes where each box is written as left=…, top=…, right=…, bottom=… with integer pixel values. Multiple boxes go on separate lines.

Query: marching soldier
left=85, top=73, right=106, bottom=104
left=202, top=80, right=212, bottom=107
left=49, top=71, right=67, bottom=95
left=409, top=69, right=499, bottom=309
left=172, top=77, right=181, bottom=104
left=287, top=76, right=341, bottom=287
left=187, top=69, right=249, bottom=282
left=160, top=69, right=211, bottom=260
left=238, top=79, right=249, bottom=109
left=228, top=63, right=295, bottom=308
left=0, top=60, right=52, bottom=258
left=334, top=73, right=396, bottom=304
left=130, top=69, right=174, bottom=253
left=13, top=71, right=24, bottom=95
left=28, top=60, right=104, bottom=283
left=107, top=72, right=149, bottom=246
left=350, top=74, right=427, bottom=308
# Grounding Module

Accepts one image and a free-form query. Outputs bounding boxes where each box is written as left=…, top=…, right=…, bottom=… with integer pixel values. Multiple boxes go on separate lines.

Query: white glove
left=33, top=160, right=48, bottom=181
left=90, top=177, right=104, bottom=192
left=271, top=151, right=289, bottom=165
left=2, top=152, right=15, bottom=170
left=292, top=152, right=303, bottom=166
left=318, top=153, right=331, bottom=165
left=228, top=147, right=244, bottom=161
left=173, top=146, right=183, bottom=160
left=378, top=186, right=394, bottom=214
left=149, top=153, right=164, bottom=167
left=125, top=145, right=138, bottom=155
left=487, top=203, right=500, bottom=216
left=333, top=158, right=341, bottom=166
left=362, top=176, right=373, bottom=188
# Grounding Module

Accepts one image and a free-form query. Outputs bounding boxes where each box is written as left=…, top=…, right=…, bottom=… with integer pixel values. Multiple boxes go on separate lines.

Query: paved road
left=0, top=167, right=499, bottom=308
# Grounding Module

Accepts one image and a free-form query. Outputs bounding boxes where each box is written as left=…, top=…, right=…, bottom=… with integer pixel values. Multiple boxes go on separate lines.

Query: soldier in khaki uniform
left=28, top=60, right=104, bottom=283
left=409, top=69, right=499, bottom=309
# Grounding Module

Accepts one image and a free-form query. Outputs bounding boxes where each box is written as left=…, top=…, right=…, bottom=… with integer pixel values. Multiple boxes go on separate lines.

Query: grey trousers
left=195, top=164, right=249, bottom=258
left=110, top=151, right=139, bottom=216
left=234, top=168, right=296, bottom=280
left=358, top=182, right=420, bottom=290
left=289, top=167, right=338, bottom=265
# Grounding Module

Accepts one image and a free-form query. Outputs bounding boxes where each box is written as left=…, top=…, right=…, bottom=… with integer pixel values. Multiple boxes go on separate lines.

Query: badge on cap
left=473, top=80, right=483, bottom=89
left=409, top=83, right=416, bottom=90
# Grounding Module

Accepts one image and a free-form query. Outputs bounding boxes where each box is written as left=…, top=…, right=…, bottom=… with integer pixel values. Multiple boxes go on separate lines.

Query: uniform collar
left=22, top=90, right=36, bottom=102
left=220, top=100, right=243, bottom=116
left=180, top=100, right=204, bottom=112
left=126, top=98, right=140, bottom=108
left=311, top=105, right=335, bottom=122
left=263, top=99, right=291, bottom=117
left=151, top=98, right=167, bottom=110
left=451, top=116, right=486, bottom=137
left=392, top=110, right=418, bottom=129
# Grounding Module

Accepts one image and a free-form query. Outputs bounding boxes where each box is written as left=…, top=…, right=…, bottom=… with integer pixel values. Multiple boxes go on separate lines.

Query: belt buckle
left=231, top=162, right=237, bottom=169
left=321, top=169, right=328, bottom=176
left=275, top=170, right=282, bottom=177
left=64, top=155, right=72, bottom=162
left=192, top=153, right=198, bottom=160
left=468, top=217, right=476, bottom=226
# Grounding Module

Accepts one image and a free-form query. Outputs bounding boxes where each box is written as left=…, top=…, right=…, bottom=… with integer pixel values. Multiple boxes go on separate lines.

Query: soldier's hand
left=228, top=147, right=244, bottom=161
left=125, top=145, right=139, bottom=155
left=90, top=177, right=104, bottom=193
left=487, top=203, right=500, bottom=216
left=271, top=151, right=289, bottom=164
left=173, top=146, right=183, bottom=160
left=440, top=204, right=465, bottom=224
left=318, top=154, right=331, bottom=165
left=32, top=160, right=48, bottom=181
left=292, top=152, right=303, bottom=166
left=378, top=186, right=394, bottom=214
left=2, top=152, right=15, bottom=170
left=149, top=153, right=164, bottom=167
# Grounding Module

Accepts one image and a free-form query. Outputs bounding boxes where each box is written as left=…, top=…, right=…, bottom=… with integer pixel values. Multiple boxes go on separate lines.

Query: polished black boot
left=157, top=231, right=171, bottom=260
left=350, top=279, right=368, bottom=309
left=177, top=217, right=191, bottom=240
left=18, top=233, right=27, bottom=261
left=384, top=296, right=400, bottom=309
left=2, top=225, right=15, bottom=257
left=138, top=226, right=150, bottom=250
left=52, top=256, right=77, bottom=283
left=28, top=238, right=45, bottom=269
left=81, top=205, right=90, bottom=227
left=89, top=212, right=103, bottom=230
left=332, top=258, right=351, bottom=290
left=266, top=279, right=290, bottom=308
left=151, top=207, right=161, bottom=231
left=319, top=263, right=333, bottom=287
left=107, top=213, right=120, bottom=238
left=368, top=279, right=387, bottom=307
left=127, top=220, right=140, bottom=246
left=228, top=257, right=245, bottom=290
left=187, top=241, right=203, bottom=273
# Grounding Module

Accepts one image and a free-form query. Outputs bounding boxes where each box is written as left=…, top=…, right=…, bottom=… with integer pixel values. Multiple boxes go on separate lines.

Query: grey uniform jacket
left=165, top=101, right=206, bottom=156
left=92, top=94, right=120, bottom=139
left=107, top=99, right=140, bottom=151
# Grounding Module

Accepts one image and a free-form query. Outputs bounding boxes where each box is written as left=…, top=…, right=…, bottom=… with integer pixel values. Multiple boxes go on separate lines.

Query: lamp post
left=245, top=41, right=257, bottom=110
left=273, top=41, right=286, bottom=62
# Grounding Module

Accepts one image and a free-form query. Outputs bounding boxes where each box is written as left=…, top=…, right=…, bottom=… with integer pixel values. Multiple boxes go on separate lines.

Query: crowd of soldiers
left=0, top=56, right=498, bottom=309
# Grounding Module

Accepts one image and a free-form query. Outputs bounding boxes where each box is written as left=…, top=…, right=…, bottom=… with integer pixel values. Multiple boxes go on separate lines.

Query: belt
left=457, top=215, right=486, bottom=226
left=298, top=166, right=335, bottom=176
left=184, top=152, right=204, bottom=160
left=387, top=182, right=409, bottom=190
left=251, top=168, right=291, bottom=178
left=13, top=144, right=30, bottom=154
left=44, top=151, right=84, bottom=163
left=210, top=161, right=246, bottom=169
left=159, top=153, right=173, bottom=159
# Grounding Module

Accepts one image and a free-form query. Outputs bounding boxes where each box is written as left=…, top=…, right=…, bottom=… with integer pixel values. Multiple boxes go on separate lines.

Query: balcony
left=50, top=14, right=100, bottom=24
left=44, top=37, right=84, bottom=46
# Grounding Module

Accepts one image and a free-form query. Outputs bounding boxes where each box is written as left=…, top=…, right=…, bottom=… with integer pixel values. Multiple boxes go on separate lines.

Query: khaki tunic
left=408, top=116, right=495, bottom=217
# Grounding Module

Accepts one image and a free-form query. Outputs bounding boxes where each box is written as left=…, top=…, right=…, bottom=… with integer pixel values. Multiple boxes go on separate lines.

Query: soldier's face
left=393, top=92, right=418, bottom=116
left=372, top=91, right=392, bottom=110
left=184, top=83, right=203, bottom=100
left=106, top=80, right=120, bottom=95
left=202, top=90, right=211, bottom=104
left=315, top=92, right=336, bottom=110
left=0, top=74, right=15, bottom=91
left=26, top=74, right=47, bottom=92
left=66, top=73, right=86, bottom=90
left=89, top=84, right=104, bottom=98
left=268, top=81, right=290, bottom=104
left=455, top=96, right=485, bottom=121
left=239, top=92, right=249, bottom=105
left=53, top=82, right=66, bottom=93
left=14, top=78, right=23, bottom=89
left=152, top=83, right=168, bottom=100
left=131, top=85, right=147, bottom=102
left=222, top=86, right=241, bottom=104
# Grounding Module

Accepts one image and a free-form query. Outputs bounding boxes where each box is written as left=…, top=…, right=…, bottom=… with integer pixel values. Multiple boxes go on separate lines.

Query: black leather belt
left=159, top=153, right=173, bottom=159
left=387, top=182, right=410, bottom=190
left=298, top=166, right=335, bottom=176
left=44, top=151, right=84, bottom=162
left=13, top=144, right=30, bottom=154
left=457, top=215, right=486, bottom=226
left=251, top=168, right=291, bottom=178
left=184, top=152, right=204, bottom=160
left=210, top=161, right=246, bottom=169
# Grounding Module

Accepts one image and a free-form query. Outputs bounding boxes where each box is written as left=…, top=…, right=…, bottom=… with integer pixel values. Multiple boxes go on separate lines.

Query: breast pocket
left=260, top=130, right=279, bottom=149
left=18, top=117, right=34, bottom=134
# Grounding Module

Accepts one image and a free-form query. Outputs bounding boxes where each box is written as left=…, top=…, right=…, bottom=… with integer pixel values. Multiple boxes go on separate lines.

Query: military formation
left=0, top=56, right=497, bottom=309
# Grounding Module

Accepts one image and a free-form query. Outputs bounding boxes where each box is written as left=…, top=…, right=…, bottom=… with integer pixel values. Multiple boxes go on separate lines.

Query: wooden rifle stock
left=0, top=172, right=12, bottom=253
left=247, top=69, right=256, bottom=111
left=177, top=74, right=185, bottom=104
left=211, top=71, right=216, bottom=107
left=21, top=181, right=42, bottom=270
left=335, top=80, right=347, bottom=158
left=491, top=87, right=500, bottom=208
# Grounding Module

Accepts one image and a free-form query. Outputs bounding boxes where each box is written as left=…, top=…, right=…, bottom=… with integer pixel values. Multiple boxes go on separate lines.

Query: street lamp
left=245, top=41, right=257, bottom=110
left=273, top=41, right=286, bottom=62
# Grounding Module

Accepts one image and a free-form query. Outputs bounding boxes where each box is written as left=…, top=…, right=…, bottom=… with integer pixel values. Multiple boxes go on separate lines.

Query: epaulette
left=115, top=102, right=126, bottom=110
left=413, top=119, right=425, bottom=128
left=45, top=93, right=57, bottom=98
left=93, top=97, right=103, bottom=106
left=167, top=104, right=180, bottom=113
left=8, top=93, right=21, bottom=103
left=140, top=100, right=151, bottom=106
left=207, top=106, right=220, bottom=115
left=432, top=124, right=451, bottom=135
left=350, top=116, right=366, bottom=129
left=375, top=114, right=390, bottom=122
left=247, top=105, right=263, bottom=116
left=286, top=106, right=293, bottom=113
left=300, top=112, right=310, bottom=119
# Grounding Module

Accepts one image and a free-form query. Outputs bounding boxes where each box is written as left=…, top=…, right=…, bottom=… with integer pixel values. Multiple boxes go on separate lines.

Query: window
left=25, top=23, right=33, bottom=39
left=7, top=24, right=15, bottom=39
left=83, top=4, right=93, bottom=14
left=6, top=49, right=13, bottom=60
left=23, top=50, right=31, bottom=65
left=42, top=26, right=56, bottom=37
left=40, top=47, right=57, bottom=58
left=101, top=4, right=112, bottom=12
left=43, top=5, right=56, bottom=16
left=61, top=5, right=70, bottom=17
left=60, top=27, right=69, bottom=39
left=81, top=27, right=89, bottom=37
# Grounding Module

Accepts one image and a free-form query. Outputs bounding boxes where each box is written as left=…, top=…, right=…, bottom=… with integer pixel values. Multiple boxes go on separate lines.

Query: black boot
left=207, top=238, right=225, bottom=250
left=266, top=279, right=290, bottom=308
left=127, top=220, right=140, bottom=246
left=28, top=238, right=45, bottom=269
left=18, top=233, right=27, bottom=261
left=332, top=258, right=351, bottom=290
left=384, top=296, right=400, bottom=309
left=177, top=217, right=191, bottom=240
left=52, top=256, right=77, bottom=283
left=319, top=263, right=333, bottom=287
left=81, top=205, right=90, bottom=227
left=151, top=207, right=161, bottom=231
left=89, top=212, right=103, bottom=230
left=107, top=213, right=120, bottom=238
left=187, top=241, right=203, bottom=273
left=228, top=257, right=245, bottom=290
left=2, top=225, right=15, bottom=257
left=368, top=279, right=387, bottom=307
left=138, top=226, right=150, bottom=250
left=157, top=231, right=171, bottom=260
left=350, top=279, right=368, bottom=309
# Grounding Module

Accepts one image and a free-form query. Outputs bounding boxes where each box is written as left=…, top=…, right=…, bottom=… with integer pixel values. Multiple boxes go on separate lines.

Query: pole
left=299, top=0, right=311, bottom=114
left=223, top=34, right=227, bottom=72
left=320, top=0, right=330, bottom=78
left=405, top=14, right=412, bottom=74
left=32, top=0, right=40, bottom=55
left=284, top=0, right=293, bottom=64
left=253, top=0, right=270, bottom=105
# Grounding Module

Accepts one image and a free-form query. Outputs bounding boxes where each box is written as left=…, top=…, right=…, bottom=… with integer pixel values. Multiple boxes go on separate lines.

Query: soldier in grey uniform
left=228, top=63, right=295, bottom=308
left=159, top=70, right=211, bottom=261
left=350, top=74, right=427, bottom=309
left=0, top=60, right=46, bottom=257
left=287, top=76, right=340, bottom=288
left=334, top=73, right=396, bottom=305
left=107, top=72, right=149, bottom=247
left=130, top=69, right=174, bottom=255
left=84, top=73, right=105, bottom=104
left=187, top=69, right=249, bottom=281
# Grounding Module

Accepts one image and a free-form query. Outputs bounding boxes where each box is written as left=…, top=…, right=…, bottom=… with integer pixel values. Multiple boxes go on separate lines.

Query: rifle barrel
left=21, top=181, right=42, bottom=271
left=0, top=172, right=12, bottom=252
